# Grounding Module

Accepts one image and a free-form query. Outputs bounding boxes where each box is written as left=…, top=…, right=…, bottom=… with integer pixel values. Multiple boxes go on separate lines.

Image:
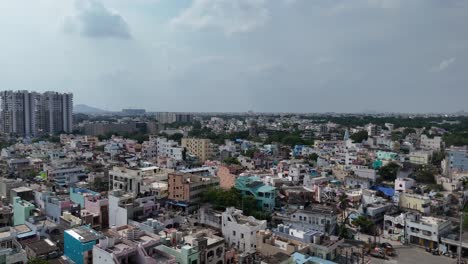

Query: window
left=241, top=233, right=244, bottom=238
left=233, top=231, right=236, bottom=236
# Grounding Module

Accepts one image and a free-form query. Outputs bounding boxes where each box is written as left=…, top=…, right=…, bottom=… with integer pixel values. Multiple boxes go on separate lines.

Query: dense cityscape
left=0, top=90, right=467, bottom=264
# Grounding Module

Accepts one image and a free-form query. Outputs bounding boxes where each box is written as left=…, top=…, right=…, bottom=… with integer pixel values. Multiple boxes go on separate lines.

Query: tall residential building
left=181, top=138, right=213, bottom=162
left=155, top=112, right=193, bottom=124
left=0, top=90, right=73, bottom=136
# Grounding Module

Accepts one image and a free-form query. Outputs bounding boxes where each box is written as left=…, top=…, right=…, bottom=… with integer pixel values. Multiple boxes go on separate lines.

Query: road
left=369, top=246, right=457, bottom=264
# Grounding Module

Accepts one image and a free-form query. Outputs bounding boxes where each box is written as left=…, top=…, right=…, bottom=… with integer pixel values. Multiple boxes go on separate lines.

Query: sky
left=0, top=0, right=467, bottom=113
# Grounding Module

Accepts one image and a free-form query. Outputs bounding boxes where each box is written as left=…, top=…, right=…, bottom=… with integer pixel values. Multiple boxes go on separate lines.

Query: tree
left=431, top=151, right=445, bottom=166
left=350, top=130, right=368, bottom=143
left=337, top=193, right=352, bottom=238
left=352, top=216, right=376, bottom=235
left=28, top=259, right=49, bottom=264
left=378, top=162, right=400, bottom=182
left=223, top=157, right=240, bottom=165
left=413, top=165, right=436, bottom=184
left=307, top=153, right=319, bottom=162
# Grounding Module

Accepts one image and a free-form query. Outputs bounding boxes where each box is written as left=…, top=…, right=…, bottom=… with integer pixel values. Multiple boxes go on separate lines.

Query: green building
left=13, top=196, right=35, bottom=226
left=235, top=176, right=277, bottom=211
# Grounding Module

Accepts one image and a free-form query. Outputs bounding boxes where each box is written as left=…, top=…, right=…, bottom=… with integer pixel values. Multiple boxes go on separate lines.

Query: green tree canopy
left=350, top=130, right=369, bottom=143
left=378, top=162, right=400, bottom=182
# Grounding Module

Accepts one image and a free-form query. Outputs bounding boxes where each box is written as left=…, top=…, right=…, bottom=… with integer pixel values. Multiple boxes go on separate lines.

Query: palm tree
left=337, top=193, right=352, bottom=238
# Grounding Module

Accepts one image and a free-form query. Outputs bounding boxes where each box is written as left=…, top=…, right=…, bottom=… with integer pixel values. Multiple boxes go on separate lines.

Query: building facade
left=0, top=90, right=73, bottom=136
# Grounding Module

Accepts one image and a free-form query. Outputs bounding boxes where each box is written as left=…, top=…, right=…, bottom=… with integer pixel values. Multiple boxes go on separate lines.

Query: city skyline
left=1, top=0, right=467, bottom=113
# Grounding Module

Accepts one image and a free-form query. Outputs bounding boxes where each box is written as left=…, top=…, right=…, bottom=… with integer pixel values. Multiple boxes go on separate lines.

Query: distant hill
left=74, top=104, right=108, bottom=114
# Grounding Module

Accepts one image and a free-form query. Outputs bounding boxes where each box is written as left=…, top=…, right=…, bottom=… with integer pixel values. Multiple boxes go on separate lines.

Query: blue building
left=235, top=176, right=277, bottom=211
left=447, top=147, right=468, bottom=174
left=70, top=187, right=100, bottom=207
left=64, top=226, right=100, bottom=264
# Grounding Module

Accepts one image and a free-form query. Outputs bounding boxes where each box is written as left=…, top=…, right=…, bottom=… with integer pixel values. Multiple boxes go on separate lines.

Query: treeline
left=200, top=188, right=271, bottom=220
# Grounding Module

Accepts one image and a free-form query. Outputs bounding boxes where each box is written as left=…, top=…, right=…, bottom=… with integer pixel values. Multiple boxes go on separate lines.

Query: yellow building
left=398, top=193, right=431, bottom=214
left=181, top=138, right=213, bottom=162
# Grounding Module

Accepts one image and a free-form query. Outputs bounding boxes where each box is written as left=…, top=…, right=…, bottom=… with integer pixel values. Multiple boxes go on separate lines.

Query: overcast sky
left=1, top=0, right=467, bottom=113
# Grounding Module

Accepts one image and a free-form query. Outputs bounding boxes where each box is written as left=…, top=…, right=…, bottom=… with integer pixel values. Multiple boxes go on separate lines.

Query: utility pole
left=459, top=212, right=463, bottom=264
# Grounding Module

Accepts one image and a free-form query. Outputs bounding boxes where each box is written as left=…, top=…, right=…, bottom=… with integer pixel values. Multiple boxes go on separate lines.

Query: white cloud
left=63, top=0, right=131, bottom=39
left=367, top=0, right=400, bottom=9
left=170, top=0, right=270, bottom=35
left=431, top=57, right=456, bottom=72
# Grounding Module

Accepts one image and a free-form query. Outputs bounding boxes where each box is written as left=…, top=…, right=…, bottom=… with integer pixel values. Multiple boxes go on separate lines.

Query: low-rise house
left=273, top=207, right=338, bottom=235
left=199, top=206, right=223, bottom=230
left=184, top=229, right=225, bottom=264
left=25, top=238, right=60, bottom=260
left=235, top=176, right=276, bottom=211
left=222, top=207, right=267, bottom=253
left=407, top=213, right=451, bottom=249
left=395, top=178, right=415, bottom=193
left=155, top=244, right=199, bottom=264
left=0, top=227, right=28, bottom=264
left=397, top=193, right=431, bottom=215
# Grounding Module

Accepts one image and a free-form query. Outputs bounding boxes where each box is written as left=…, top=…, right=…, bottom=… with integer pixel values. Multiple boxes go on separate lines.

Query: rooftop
left=65, top=226, right=101, bottom=243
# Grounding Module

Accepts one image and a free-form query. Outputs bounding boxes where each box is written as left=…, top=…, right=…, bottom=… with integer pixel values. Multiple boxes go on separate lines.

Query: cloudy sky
left=1, top=0, right=467, bottom=113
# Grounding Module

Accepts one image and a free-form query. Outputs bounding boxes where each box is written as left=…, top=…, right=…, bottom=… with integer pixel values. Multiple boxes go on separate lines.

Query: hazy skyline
left=1, top=0, right=467, bottom=113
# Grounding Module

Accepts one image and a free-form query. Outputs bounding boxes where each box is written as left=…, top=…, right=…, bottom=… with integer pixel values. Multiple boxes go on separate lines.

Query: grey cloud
left=431, top=58, right=456, bottom=72
left=170, top=0, right=270, bottom=35
left=63, top=0, right=131, bottom=39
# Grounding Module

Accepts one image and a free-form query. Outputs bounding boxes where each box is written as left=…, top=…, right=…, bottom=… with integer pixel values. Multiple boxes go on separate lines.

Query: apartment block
left=64, top=226, right=101, bottom=264
left=182, top=138, right=213, bottom=162
left=167, top=172, right=220, bottom=206
left=0, top=90, right=73, bottom=136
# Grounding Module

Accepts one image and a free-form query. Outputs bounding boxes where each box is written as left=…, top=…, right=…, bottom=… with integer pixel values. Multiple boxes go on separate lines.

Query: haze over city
left=1, top=0, right=467, bottom=113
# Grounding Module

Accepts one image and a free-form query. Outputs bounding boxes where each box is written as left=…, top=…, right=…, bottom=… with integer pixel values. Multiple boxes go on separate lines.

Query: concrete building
left=93, top=225, right=164, bottom=264
left=221, top=207, right=267, bottom=253
left=272, top=207, right=338, bottom=235
left=394, top=178, right=415, bottom=193
left=0, top=178, right=23, bottom=203
left=397, top=193, right=431, bottom=215
left=167, top=172, right=220, bottom=207
left=110, top=166, right=166, bottom=196
left=156, top=137, right=184, bottom=161
left=44, top=160, right=87, bottom=188
left=184, top=229, right=225, bottom=264
left=155, top=244, right=199, bottom=264
left=25, top=238, right=60, bottom=260
left=0, top=90, right=73, bottom=136
left=64, top=226, right=101, bottom=264
left=408, top=151, right=432, bottom=165
left=445, top=147, right=468, bottom=176
left=199, top=206, right=223, bottom=230
left=155, top=112, right=193, bottom=124
left=216, top=165, right=244, bottom=190
left=406, top=215, right=451, bottom=249
left=108, top=190, right=137, bottom=228
left=13, top=197, right=35, bottom=226
left=420, top=135, right=442, bottom=151
left=10, top=186, right=34, bottom=205
left=0, top=227, right=28, bottom=264
left=182, top=138, right=213, bottom=162
left=234, top=176, right=277, bottom=212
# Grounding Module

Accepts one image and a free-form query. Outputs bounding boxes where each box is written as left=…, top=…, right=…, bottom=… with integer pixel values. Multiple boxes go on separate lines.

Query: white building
left=420, top=135, right=442, bottom=151
left=408, top=151, right=431, bottom=165
left=394, top=178, right=415, bottom=193
left=222, top=207, right=267, bottom=253
left=156, top=137, right=183, bottom=161
left=406, top=214, right=451, bottom=248
left=109, top=166, right=168, bottom=196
